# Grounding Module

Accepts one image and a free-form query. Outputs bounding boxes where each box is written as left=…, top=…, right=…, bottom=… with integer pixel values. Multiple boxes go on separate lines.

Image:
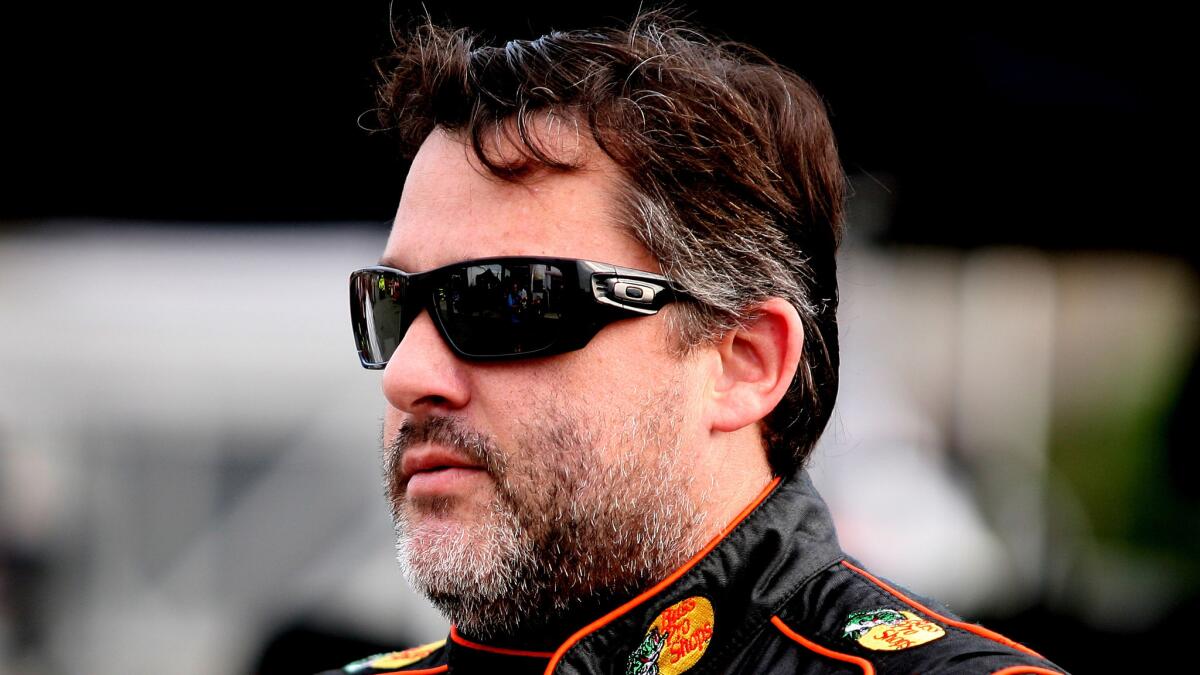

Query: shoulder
left=315, top=639, right=448, bottom=675
left=757, top=559, right=1068, bottom=674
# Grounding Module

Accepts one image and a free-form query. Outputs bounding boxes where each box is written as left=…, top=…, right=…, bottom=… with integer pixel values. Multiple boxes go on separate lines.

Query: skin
left=379, top=125, right=803, bottom=640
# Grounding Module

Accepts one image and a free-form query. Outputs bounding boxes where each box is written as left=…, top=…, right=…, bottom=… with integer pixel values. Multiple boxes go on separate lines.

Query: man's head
left=376, top=10, right=845, bottom=472
left=367, top=9, right=844, bottom=639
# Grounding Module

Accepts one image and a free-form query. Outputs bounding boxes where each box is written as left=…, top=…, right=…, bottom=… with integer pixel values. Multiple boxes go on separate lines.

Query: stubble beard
left=383, top=396, right=706, bottom=639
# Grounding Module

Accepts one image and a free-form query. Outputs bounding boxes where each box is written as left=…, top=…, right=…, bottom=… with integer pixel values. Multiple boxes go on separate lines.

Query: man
left=329, top=10, right=1066, bottom=675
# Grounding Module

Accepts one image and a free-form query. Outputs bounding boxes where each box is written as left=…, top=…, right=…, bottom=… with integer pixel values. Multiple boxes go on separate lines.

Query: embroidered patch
left=842, top=608, right=908, bottom=639
left=843, top=608, right=944, bottom=651
left=625, top=596, right=715, bottom=675
left=344, top=639, right=446, bottom=671
left=343, top=653, right=386, bottom=673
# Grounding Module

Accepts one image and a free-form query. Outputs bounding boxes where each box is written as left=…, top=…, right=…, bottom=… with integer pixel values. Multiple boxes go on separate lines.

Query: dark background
left=2, top=3, right=1187, bottom=255
left=2, top=3, right=1192, bottom=673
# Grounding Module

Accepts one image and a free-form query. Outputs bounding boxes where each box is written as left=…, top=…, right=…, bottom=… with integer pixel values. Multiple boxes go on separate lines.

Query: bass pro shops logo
left=625, top=596, right=715, bottom=675
left=842, top=607, right=945, bottom=651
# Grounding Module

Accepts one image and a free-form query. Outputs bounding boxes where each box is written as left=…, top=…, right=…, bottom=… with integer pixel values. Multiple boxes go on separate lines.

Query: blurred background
left=0, top=3, right=1192, bottom=673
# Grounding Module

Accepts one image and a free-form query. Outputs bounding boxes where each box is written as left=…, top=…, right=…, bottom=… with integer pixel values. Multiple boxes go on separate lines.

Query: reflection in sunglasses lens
left=440, top=263, right=564, bottom=356
left=351, top=271, right=405, bottom=365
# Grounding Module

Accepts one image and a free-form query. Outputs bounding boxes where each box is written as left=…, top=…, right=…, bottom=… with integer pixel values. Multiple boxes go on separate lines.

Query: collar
left=443, top=469, right=843, bottom=674
left=444, top=626, right=555, bottom=674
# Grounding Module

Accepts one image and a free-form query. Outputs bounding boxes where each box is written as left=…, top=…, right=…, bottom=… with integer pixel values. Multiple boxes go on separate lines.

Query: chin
left=395, top=490, right=492, bottom=535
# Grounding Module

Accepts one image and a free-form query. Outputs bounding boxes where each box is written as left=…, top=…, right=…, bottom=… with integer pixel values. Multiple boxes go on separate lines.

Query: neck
left=454, top=589, right=632, bottom=653
left=691, top=430, right=775, bottom=543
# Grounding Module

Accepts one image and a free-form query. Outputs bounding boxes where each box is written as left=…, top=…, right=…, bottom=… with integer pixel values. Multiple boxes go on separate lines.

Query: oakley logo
left=612, top=281, right=656, bottom=304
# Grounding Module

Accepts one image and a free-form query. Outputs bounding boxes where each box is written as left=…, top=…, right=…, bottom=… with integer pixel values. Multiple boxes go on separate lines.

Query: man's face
left=379, top=128, right=712, bottom=637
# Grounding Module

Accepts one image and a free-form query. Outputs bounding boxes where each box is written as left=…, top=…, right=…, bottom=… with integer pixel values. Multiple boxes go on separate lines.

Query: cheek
left=571, top=317, right=677, bottom=382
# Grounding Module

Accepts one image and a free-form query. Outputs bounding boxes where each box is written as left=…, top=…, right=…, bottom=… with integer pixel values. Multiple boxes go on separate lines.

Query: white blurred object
left=0, top=223, right=447, bottom=675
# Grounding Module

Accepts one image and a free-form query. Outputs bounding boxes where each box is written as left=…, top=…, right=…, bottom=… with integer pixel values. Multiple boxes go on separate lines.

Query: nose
left=381, top=309, right=471, bottom=415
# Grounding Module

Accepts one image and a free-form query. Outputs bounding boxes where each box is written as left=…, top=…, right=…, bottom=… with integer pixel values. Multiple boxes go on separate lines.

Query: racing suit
left=321, top=470, right=1067, bottom=674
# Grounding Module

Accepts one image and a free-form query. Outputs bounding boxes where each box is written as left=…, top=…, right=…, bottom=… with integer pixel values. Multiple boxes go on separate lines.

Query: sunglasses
left=349, top=256, right=688, bottom=367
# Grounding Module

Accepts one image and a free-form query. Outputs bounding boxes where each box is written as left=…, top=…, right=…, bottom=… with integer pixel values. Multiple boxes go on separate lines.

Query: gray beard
left=384, top=398, right=705, bottom=640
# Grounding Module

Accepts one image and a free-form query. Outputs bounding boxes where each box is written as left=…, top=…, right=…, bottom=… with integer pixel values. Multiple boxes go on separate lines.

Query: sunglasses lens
left=435, top=261, right=568, bottom=357
left=350, top=269, right=408, bottom=367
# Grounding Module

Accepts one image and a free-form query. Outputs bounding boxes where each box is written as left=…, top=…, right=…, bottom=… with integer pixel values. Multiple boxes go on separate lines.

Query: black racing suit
left=320, top=470, right=1067, bottom=674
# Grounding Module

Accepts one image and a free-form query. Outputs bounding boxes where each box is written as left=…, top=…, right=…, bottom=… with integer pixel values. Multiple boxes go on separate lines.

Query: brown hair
left=374, top=9, right=846, bottom=473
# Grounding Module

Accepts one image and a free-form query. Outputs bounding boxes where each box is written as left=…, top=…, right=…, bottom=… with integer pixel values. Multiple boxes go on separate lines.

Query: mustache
left=384, top=416, right=507, bottom=477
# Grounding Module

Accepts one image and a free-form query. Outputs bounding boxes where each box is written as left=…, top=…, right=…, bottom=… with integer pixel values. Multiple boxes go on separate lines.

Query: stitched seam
left=841, top=574, right=990, bottom=654
left=374, top=666, right=448, bottom=675
left=842, top=560, right=1047, bottom=661
left=450, top=625, right=554, bottom=658
left=770, top=616, right=874, bottom=675
left=699, top=555, right=845, bottom=670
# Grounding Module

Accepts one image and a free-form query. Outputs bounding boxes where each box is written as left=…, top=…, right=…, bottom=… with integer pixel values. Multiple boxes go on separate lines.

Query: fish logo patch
left=625, top=596, right=715, bottom=675
left=345, top=639, right=446, bottom=671
left=843, top=608, right=944, bottom=651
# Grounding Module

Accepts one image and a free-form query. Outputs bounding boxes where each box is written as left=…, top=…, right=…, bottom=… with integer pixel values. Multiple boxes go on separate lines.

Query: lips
left=401, top=446, right=487, bottom=497
left=401, top=445, right=484, bottom=476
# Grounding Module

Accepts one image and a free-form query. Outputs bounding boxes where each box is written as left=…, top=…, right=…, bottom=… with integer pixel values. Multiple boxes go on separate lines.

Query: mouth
left=400, top=446, right=489, bottom=498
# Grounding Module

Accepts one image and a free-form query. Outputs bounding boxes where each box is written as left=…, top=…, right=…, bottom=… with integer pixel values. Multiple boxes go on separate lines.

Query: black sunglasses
left=349, top=256, right=688, bottom=367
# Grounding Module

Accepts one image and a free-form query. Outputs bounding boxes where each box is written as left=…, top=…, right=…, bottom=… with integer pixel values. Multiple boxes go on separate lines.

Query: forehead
left=383, top=128, right=659, bottom=273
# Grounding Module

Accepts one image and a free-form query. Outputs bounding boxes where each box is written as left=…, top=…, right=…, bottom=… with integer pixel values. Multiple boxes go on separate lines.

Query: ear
left=707, top=298, right=805, bottom=434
